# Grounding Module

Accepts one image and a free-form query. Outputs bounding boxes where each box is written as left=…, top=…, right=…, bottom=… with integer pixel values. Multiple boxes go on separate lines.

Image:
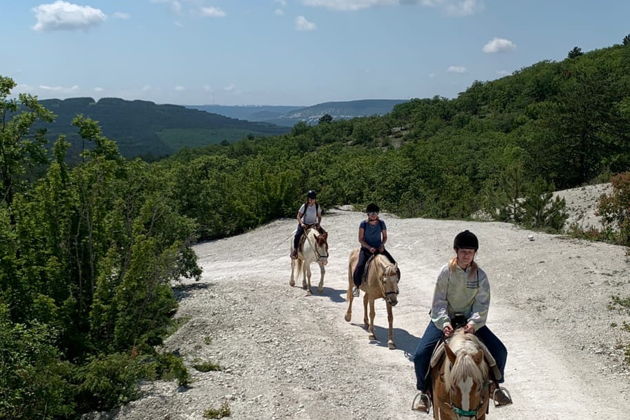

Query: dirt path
left=113, top=210, right=630, bottom=420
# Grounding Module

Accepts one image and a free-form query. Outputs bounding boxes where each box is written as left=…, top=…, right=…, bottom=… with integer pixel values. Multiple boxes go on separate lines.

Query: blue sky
left=2, top=0, right=629, bottom=106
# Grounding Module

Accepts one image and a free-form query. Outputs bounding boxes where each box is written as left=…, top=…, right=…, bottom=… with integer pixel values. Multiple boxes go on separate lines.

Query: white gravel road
left=110, top=197, right=630, bottom=420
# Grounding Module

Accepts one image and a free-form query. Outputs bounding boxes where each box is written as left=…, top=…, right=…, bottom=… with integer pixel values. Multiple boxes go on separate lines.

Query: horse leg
left=386, top=302, right=395, bottom=349
left=304, top=264, right=312, bottom=295
left=363, top=293, right=369, bottom=329
left=368, top=298, right=376, bottom=340
left=290, top=258, right=295, bottom=287
left=317, top=263, right=325, bottom=294
left=345, top=266, right=354, bottom=322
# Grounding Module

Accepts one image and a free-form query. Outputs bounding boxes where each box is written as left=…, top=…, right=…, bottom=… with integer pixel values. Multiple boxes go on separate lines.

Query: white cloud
left=94, top=87, right=104, bottom=92
left=445, top=0, right=480, bottom=16
left=39, top=84, right=80, bottom=93
left=304, top=0, right=396, bottom=11
left=152, top=0, right=182, bottom=14
left=175, top=85, right=186, bottom=91
left=112, top=12, right=130, bottom=19
left=496, top=70, right=510, bottom=76
left=223, top=84, right=235, bottom=92
left=447, top=65, right=466, bottom=73
left=200, top=6, right=226, bottom=17
left=203, top=85, right=213, bottom=92
left=304, top=0, right=481, bottom=15
left=295, top=16, right=316, bottom=31
left=32, top=1, right=106, bottom=31
left=274, top=9, right=285, bottom=15
left=482, top=37, right=516, bottom=53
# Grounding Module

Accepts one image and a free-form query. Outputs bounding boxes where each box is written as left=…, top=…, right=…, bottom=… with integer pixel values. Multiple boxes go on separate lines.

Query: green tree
left=318, top=113, right=333, bottom=124
left=568, top=46, right=583, bottom=59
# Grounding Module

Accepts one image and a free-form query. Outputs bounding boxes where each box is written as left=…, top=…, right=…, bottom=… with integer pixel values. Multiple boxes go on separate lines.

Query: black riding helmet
left=453, top=230, right=479, bottom=250
left=306, top=190, right=317, bottom=199
left=366, top=203, right=380, bottom=213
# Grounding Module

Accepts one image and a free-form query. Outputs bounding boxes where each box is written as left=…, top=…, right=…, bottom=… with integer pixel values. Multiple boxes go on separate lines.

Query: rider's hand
left=443, top=325, right=454, bottom=337
left=378, top=245, right=385, bottom=252
left=369, top=247, right=376, bottom=253
left=463, top=323, right=475, bottom=334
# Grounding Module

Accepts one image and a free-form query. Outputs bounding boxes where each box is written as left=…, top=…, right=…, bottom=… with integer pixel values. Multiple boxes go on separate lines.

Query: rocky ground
left=107, top=184, right=630, bottom=420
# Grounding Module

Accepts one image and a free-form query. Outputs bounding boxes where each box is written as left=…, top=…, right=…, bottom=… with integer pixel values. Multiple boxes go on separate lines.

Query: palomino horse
left=430, top=329, right=491, bottom=419
left=344, top=250, right=400, bottom=349
left=289, top=227, right=328, bottom=295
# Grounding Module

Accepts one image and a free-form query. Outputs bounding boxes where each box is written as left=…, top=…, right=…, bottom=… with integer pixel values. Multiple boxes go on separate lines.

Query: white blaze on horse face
left=458, top=376, right=474, bottom=412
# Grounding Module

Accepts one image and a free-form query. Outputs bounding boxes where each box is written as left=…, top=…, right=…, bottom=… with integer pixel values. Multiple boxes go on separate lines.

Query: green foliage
left=204, top=402, right=231, bottom=419
left=597, top=172, right=630, bottom=246
left=75, top=352, right=154, bottom=412
left=0, top=305, right=74, bottom=419
left=193, top=360, right=222, bottom=372
left=623, top=34, right=630, bottom=46
left=154, top=352, right=191, bottom=387
left=568, top=46, right=584, bottom=59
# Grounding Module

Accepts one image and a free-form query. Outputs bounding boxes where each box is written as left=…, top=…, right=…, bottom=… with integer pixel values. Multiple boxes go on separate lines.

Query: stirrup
left=493, top=386, right=512, bottom=407
left=411, top=392, right=431, bottom=413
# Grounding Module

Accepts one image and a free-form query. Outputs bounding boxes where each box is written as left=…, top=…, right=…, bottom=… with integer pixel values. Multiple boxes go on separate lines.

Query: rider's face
left=367, top=212, right=378, bottom=219
left=456, top=248, right=476, bottom=267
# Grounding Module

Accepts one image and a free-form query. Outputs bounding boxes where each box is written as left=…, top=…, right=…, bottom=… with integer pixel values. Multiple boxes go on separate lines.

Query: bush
left=598, top=172, right=630, bottom=246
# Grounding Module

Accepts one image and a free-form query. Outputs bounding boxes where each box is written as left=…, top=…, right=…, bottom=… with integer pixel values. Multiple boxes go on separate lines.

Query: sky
left=1, top=0, right=629, bottom=106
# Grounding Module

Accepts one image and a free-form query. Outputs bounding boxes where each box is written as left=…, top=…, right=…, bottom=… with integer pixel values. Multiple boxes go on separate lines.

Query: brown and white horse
left=344, top=250, right=400, bottom=349
left=290, top=227, right=328, bottom=295
left=430, top=329, right=491, bottom=419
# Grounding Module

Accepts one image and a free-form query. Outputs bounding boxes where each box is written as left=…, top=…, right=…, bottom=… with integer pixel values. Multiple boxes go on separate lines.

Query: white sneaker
left=352, top=286, right=360, bottom=297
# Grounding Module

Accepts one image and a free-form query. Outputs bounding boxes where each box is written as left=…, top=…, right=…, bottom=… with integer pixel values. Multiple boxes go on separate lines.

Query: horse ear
left=444, top=342, right=457, bottom=365
left=472, top=350, right=483, bottom=365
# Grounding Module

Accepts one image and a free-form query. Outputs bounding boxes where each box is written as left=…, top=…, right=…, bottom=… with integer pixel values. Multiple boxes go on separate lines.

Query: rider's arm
left=468, top=269, right=490, bottom=331
left=381, top=229, right=387, bottom=248
left=430, top=266, right=451, bottom=331
left=297, top=204, right=305, bottom=226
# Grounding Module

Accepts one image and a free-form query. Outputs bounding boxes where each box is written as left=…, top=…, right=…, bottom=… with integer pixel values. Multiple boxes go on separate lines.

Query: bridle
left=441, top=343, right=490, bottom=419
left=376, top=261, right=399, bottom=304
left=304, top=228, right=328, bottom=262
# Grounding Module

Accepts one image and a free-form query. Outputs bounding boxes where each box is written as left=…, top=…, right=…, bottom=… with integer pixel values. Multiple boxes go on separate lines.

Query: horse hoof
left=306, top=290, right=312, bottom=296
left=388, top=341, right=396, bottom=350
left=368, top=334, right=376, bottom=340
left=289, top=280, right=295, bottom=287
left=344, top=313, right=351, bottom=322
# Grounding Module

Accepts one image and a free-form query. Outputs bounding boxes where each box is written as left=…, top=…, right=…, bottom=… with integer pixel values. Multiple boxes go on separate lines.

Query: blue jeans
left=412, top=321, right=507, bottom=392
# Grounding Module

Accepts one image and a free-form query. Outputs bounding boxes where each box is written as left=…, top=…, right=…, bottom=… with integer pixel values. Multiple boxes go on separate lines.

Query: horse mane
left=443, top=330, right=488, bottom=391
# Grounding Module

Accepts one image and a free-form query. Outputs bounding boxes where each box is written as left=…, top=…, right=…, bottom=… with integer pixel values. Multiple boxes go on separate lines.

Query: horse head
left=379, top=259, right=400, bottom=306
left=312, top=230, right=328, bottom=266
left=442, top=331, right=490, bottom=419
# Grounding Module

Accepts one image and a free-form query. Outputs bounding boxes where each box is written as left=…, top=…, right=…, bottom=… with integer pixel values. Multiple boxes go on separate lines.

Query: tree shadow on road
left=173, top=282, right=212, bottom=301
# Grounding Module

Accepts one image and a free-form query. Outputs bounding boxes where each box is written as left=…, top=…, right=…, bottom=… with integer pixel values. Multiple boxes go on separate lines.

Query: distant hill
left=187, top=105, right=302, bottom=122
left=37, top=98, right=290, bottom=160
left=188, top=99, right=408, bottom=127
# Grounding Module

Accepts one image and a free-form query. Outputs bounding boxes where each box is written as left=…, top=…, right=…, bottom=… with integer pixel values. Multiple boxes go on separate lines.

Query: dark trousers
left=412, top=321, right=507, bottom=392
left=293, top=224, right=305, bottom=251
left=352, top=247, right=396, bottom=287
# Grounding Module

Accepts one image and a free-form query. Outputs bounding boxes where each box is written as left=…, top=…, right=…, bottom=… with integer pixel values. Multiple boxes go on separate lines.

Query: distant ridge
left=188, top=99, right=408, bottom=126
left=37, top=97, right=289, bottom=160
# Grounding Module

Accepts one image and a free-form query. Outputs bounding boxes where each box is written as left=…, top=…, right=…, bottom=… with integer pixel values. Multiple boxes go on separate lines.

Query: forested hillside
left=1, top=41, right=629, bottom=418
left=37, top=97, right=289, bottom=160
left=161, top=43, right=630, bottom=241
